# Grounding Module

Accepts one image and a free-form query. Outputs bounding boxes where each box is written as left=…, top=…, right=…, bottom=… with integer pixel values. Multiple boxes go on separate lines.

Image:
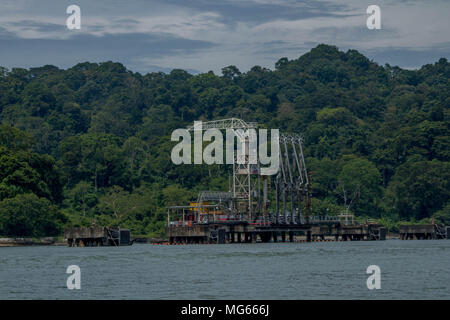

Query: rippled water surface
left=1, top=240, right=449, bottom=299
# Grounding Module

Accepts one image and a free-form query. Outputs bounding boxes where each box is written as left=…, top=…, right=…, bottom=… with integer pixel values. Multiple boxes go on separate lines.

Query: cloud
left=361, top=43, right=450, bottom=69
left=0, top=31, right=215, bottom=73
left=0, top=0, right=448, bottom=73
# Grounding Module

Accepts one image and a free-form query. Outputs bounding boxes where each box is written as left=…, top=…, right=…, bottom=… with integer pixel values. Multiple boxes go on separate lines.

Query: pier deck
left=166, top=221, right=386, bottom=244
left=399, top=224, right=446, bottom=240
left=64, top=227, right=132, bottom=247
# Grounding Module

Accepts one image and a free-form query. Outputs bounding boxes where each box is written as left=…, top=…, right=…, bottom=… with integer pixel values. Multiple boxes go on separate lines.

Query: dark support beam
left=275, top=180, right=279, bottom=224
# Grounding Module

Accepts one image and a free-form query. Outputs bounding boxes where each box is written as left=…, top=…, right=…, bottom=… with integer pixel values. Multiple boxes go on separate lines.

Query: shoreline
left=0, top=237, right=65, bottom=247
left=0, top=233, right=407, bottom=247
left=0, top=237, right=167, bottom=247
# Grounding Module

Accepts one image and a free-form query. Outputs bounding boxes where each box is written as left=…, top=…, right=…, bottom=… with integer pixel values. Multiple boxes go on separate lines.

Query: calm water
left=1, top=240, right=449, bottom=300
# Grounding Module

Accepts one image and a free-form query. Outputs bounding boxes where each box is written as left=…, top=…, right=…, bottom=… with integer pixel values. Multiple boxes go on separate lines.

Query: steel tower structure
left=187, top=118, right=260, bottom=220
left=186, top=118, right=311, bottom=224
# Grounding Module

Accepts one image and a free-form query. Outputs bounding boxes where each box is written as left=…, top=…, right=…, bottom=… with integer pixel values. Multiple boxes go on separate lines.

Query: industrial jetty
left=166, top=118, right=388, bottom=245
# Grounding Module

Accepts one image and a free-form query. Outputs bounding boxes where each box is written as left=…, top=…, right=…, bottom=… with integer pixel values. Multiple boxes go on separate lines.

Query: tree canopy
left=0, top=44, right=448, bottom=236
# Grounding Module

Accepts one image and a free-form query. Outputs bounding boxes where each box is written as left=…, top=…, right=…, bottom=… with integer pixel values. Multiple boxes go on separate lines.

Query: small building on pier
left=64, top=227, right=132, bottom=247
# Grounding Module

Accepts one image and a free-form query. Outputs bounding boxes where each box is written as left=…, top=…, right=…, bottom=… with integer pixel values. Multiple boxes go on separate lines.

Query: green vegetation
left=0, top=44, right=448, bottom=236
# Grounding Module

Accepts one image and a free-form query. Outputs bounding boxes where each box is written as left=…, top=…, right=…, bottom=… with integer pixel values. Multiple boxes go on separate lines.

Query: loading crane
left=166, top=118, right=386, bottom=244
left=185, top=118, right=311, bottom=224
left=274, top=134, right=311, bottom=224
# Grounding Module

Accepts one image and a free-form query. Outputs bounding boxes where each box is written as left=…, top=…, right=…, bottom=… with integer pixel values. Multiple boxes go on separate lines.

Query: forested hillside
left=0, top=44, right=449, bottom=237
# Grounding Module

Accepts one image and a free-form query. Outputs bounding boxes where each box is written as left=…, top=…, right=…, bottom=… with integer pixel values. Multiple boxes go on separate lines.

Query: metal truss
left=187, top=118, right=257, bottom=131
left=197, top=191, right=233, bottom=203
left=186, top=118, right=260, bottom=220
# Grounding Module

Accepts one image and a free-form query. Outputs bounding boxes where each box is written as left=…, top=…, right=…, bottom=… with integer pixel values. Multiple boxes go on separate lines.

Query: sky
left=0, top=0, right=449, bottom=74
